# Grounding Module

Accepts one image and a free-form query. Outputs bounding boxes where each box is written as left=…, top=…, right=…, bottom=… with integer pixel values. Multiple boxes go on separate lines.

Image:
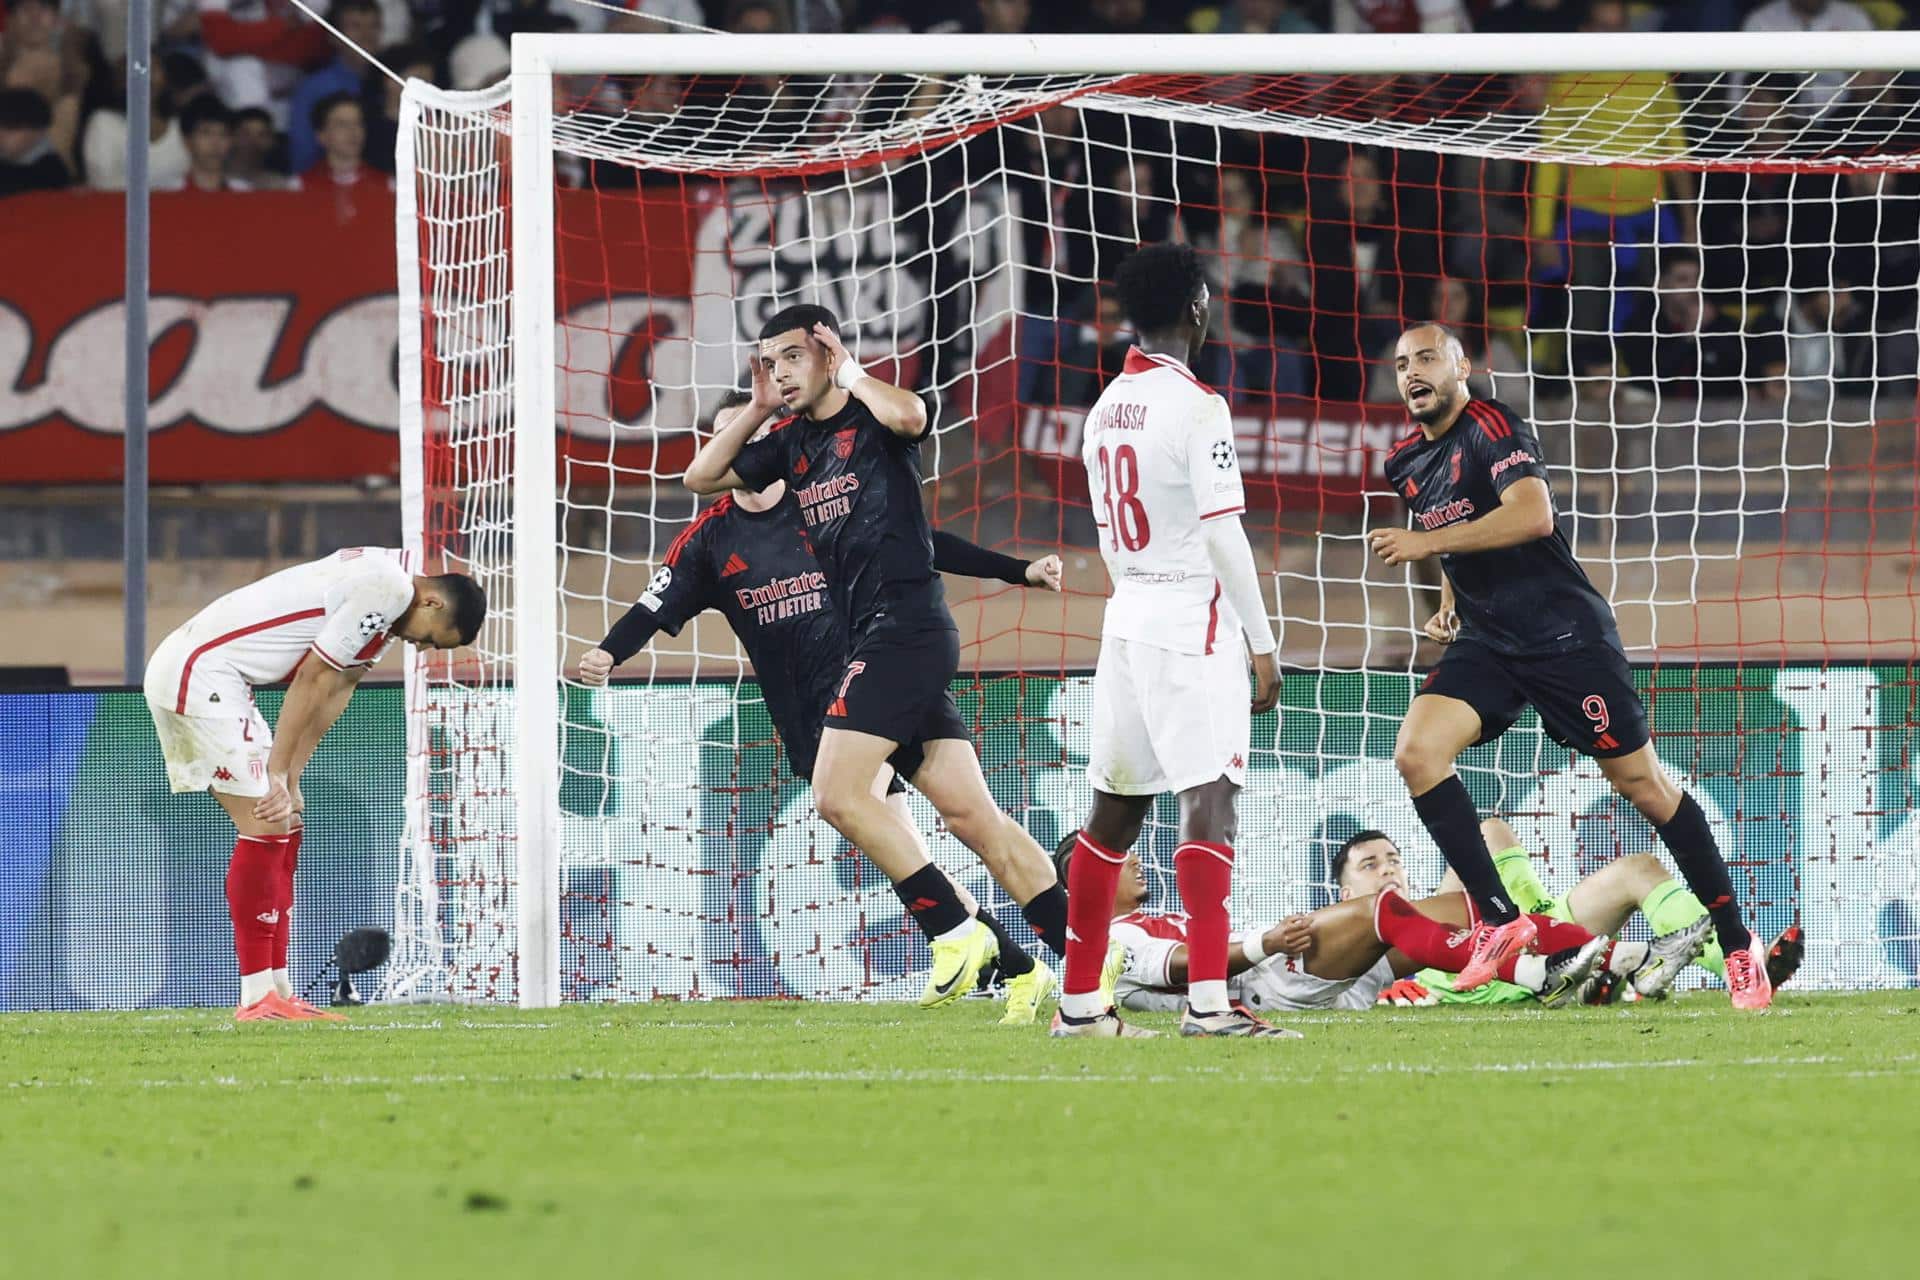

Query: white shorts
left=1086, top=632, right=1249, bottom=796
left=1239, top=954, right=1395, bottom=1013
left=147, top=702, right=273, bottom=798
left=1114, top=927, right=1394, bottom=1014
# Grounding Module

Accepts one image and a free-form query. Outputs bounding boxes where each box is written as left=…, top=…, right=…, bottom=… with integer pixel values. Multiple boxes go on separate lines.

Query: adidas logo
left=721, top=554, right=750, bottom=577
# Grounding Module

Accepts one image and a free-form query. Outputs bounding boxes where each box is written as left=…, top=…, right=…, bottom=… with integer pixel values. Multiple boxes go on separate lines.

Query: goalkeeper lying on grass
left=1377, top=817, right=1804, bottom=1007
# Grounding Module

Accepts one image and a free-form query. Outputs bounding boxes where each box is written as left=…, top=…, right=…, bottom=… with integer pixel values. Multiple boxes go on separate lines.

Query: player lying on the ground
left=682, top=318, right=1079, bottom=1022
left=1054, top=244, right=1287, bottom=1041
left=143, top=548, right=486, bottom=1023
left=1379, top=818, right=1805, bottom=1006
left=1368, top=322, right=1771, bottom=1009
left=1055, top=830, right=1614, bottom=1017
left=582, top=391, right=1065, bottom=1023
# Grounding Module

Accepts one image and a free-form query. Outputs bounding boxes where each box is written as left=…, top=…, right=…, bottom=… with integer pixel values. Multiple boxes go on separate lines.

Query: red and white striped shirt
left=149, top=547, right=415, bottom=715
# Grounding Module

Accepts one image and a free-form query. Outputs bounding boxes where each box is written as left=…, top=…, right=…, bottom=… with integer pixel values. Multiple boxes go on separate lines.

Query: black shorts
left=781, top=716, right=912, bottom=795
left=825, top=624, right=969, bottom=758
left=1419, top=635, right=1650, bottom=759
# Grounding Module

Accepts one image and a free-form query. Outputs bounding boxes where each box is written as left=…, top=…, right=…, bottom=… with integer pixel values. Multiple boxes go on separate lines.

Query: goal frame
left=428, top=29, right=1920, bottom=1008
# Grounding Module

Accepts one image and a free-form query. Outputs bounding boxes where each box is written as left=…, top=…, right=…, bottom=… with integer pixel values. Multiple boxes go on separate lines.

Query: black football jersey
left=1382, top=398, right=1618, bottom=655
left=601, top=492, right=843, bottom=761
left=731, top=396, right=952, bottom=640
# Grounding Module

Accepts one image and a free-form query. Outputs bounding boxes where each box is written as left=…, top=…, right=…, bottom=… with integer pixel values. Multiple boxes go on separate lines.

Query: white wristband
left=834, top=357, right=868, bottom=391
left=1237, top=930, right=1270, bottom=967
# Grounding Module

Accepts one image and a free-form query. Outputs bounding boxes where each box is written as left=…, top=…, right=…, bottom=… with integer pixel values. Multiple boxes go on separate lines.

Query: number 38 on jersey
left=1080, top=349, right=1248, bottom=652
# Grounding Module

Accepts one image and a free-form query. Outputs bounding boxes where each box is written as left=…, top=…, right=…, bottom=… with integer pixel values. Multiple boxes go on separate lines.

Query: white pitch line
left=7, top=1053, right=1916, bottom=1092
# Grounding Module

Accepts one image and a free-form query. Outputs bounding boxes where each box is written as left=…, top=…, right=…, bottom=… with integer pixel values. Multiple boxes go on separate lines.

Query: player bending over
left=685, top=305, right=1073, bottom=1013
left=1368, top=323, right=1771, bottom=1009
left=1384, top=818, right=1804, bottom=1006
left=1055, top=832, right=1613, bottom=1017
left=584, top=390, right=1065, bottom=1023
left=143, top=548, right=485, bottom=1022
left=1052, top=244, right=1284, bottom=1039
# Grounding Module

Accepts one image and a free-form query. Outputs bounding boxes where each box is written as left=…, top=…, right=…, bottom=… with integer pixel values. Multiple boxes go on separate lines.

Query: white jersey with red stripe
left=1081, top=347, right=1247, bottom=657
left=1112, top=909, right=1394, bottom=1013
left=144, top=547, right=416, bottom=716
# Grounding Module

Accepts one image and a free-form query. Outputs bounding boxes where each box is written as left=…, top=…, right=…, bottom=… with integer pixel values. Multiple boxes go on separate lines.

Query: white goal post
left=392, top=31, right=1920, bottom=1008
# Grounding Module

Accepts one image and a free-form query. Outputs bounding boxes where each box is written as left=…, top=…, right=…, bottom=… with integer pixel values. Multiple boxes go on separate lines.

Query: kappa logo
left=833, top=429, right=856, bottom=459
left=212, top=767, right=235, bottom=782
left=720, top=553, right=750, bottom=578
left=1229, top=753, right=1245, bottom=770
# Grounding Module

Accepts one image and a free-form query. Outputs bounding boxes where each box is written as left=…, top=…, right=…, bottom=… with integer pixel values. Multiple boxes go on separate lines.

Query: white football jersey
left=1081, top=348, right=1247, bottom=656
left=146, top=547, right=417, bottom=716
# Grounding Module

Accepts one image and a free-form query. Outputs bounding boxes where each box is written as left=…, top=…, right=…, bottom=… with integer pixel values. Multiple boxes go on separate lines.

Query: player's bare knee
left=1087, top=793, right=1149, bottom=852
left=940, top=801, right=996, bottom=852
left=1179, top=780, right=1238, bottom=846
left=814, top=785, right=861, bottom=831
left=1392, top=738, right=1445, bottom=791
left=1608, top=764, right=1676, bottom=817
left=1620, top=852, right=1668, bottom=889
left=1479, top=817, right=1520, bottom=852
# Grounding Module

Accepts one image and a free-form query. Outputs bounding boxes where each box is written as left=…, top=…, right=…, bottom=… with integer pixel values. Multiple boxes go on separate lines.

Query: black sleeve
left=599, top=532, right=716, bottom=662
left=1474, top=406, right=1551, bottom=497
left=931, top=530, right=1029, bottom=585
left=732, top=424, right=792, bottom=490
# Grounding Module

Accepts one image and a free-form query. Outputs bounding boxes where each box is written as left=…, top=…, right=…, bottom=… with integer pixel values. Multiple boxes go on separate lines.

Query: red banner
left=0, top=189, right=404, bottom=484
left=1019, top=399, right=1409, bottom=516
left=0, top=187, right=718, bottom=485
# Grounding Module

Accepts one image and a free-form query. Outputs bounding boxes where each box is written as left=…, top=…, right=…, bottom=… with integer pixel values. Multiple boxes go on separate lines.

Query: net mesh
left=391, top=59, right=1920, bottom=1003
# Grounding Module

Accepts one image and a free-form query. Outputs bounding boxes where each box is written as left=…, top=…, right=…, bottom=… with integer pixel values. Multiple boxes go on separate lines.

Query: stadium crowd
left=1, top=0, right=1913, bottom=399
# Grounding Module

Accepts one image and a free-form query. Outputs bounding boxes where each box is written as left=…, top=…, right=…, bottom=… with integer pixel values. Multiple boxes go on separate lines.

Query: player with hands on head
left=682, top=305, right=1078, bottom=1022
left=581, top=387, right=1066, bottom=1023
left=1368, top=323, right=1770, bottom=1010
left=143, top=549, right=485, bottom=1022
left=1052, top=242, right=1287, bottom=1040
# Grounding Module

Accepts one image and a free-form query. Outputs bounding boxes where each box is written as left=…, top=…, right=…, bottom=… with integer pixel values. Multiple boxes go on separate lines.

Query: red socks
left=227, top=835, right=289, bottom=977
left=1063, top=832, right=1127, bottom=997
left=274, top=826, right=303, bottom=972
left=1373, top=889, right=1598, bottom=982
left=1529, top=914, right=1593, bottom=955
left=1174, top=841, right=1234, bottom=985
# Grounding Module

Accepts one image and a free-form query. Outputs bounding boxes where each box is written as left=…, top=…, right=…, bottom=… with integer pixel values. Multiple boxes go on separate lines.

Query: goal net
left=388, top=32, right=1920, bottom=1006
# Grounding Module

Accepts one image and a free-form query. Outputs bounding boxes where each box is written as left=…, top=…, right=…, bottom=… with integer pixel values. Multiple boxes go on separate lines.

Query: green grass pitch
left=4, top=993, right=1917, bottom=1280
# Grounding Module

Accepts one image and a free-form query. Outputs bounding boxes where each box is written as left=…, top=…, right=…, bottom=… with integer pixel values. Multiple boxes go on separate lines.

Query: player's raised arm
left=810, top=322, right=929, bottom=439
left=686, top=368, right=783, bottom=495
left=930, top=530, right=1062, bottom=592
